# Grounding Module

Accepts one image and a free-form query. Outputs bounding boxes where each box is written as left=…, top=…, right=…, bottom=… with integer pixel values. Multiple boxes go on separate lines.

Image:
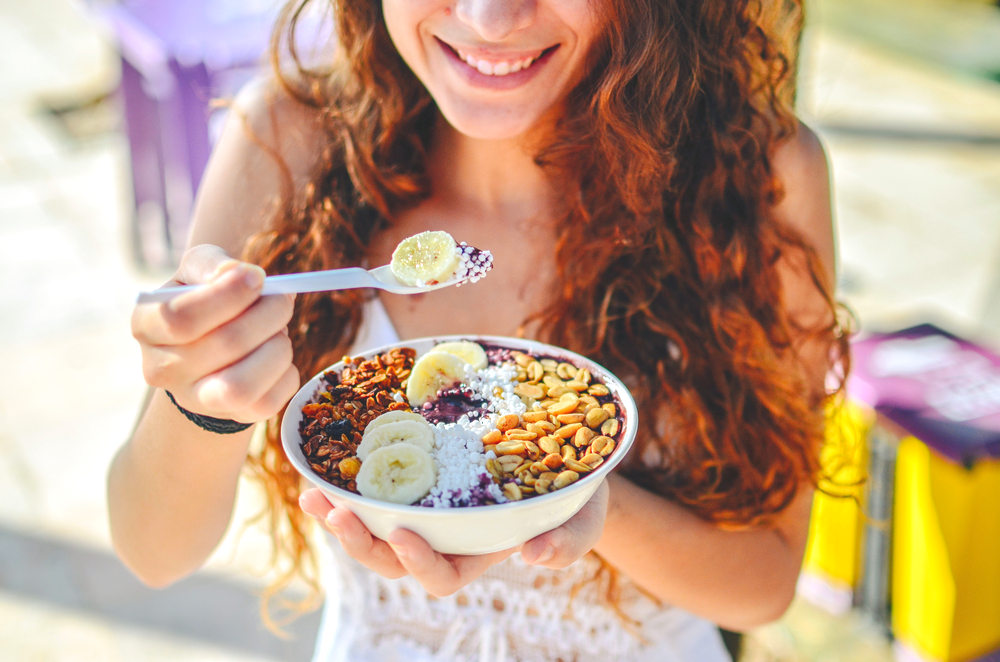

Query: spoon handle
left=136, top=267, right=377, bottom=303
left=260, top=267, right=376, bottom=295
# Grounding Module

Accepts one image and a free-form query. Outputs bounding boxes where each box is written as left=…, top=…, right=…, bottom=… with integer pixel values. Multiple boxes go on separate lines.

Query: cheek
left=382, top=1, right=440, bottom=78
left=561, top=0, right=608, bottom=52
left=382, top=3, right=419, bottom=55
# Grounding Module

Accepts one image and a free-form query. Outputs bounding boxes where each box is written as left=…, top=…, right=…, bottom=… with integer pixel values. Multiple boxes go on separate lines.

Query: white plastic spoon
left=136, top=265, right=466, bottom=304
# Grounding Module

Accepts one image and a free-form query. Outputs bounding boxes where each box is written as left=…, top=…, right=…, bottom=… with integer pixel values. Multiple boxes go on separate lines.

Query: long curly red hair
left=240, top=0, right=851, bottom=626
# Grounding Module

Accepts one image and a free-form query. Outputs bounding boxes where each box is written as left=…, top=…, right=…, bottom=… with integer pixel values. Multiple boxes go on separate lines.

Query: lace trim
left=323, top=544, right=653, bottom=662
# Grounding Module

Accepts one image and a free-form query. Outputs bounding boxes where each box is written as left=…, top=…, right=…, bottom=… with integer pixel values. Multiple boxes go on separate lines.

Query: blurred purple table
left=99, top=0, right=279, bottom=268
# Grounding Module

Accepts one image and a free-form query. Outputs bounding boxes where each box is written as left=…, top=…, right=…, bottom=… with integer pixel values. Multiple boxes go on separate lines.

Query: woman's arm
left=588, top=123, right=837, bottom=631
left=595, top=475, right=812, bottom=631
left=108, top=79, right=321, bottom=586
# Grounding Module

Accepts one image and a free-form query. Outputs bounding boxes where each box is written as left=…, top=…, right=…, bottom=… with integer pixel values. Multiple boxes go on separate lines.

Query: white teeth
left=456, top=49, right=540, bottom=77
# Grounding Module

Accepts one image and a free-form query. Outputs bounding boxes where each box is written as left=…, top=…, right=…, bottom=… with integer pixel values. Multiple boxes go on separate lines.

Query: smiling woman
left=108, top=1, right=851, bottom=661
left=382, top=0, right=604, bottom=138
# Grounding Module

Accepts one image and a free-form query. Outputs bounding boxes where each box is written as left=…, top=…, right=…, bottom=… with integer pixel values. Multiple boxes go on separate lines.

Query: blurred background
left=0, top=0, right=997, bottom=660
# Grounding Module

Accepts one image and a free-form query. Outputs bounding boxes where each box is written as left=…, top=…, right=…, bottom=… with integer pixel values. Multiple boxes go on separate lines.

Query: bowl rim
left=280, top=334, right=638, bottom=513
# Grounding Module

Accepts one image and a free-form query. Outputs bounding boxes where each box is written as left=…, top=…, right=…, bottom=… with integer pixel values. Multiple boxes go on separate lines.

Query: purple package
left=848, top=323, right=1000, bottom=466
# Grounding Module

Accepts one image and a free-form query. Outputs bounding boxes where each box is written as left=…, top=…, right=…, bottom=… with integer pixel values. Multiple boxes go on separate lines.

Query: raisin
left=323, top=418, right=353, bottom=439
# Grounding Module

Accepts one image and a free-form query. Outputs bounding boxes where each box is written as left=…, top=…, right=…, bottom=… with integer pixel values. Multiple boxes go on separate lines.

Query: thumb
left=173, top=244, right=258, bottom=286
left=521, top=480, right=609, bottom=568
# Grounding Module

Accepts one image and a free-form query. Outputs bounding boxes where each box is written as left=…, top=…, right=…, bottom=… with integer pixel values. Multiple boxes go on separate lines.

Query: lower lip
left=437, top=39, right=557, bottom=91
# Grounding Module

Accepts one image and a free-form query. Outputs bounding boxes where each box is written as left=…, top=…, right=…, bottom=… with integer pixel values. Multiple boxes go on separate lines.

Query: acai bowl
left=280, top=335, right=638, bottom=555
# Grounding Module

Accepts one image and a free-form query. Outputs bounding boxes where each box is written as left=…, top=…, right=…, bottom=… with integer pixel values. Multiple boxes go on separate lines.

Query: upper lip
left=437, top=37, right=551, bottom=63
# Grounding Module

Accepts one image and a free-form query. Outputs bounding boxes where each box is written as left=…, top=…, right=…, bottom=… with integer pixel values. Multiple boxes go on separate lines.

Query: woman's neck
left=427, top=118, right=557, bottom=224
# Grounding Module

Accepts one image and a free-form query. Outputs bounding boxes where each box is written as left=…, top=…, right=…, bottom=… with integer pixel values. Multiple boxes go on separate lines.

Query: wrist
left=164, top=390, right=254, bottom=435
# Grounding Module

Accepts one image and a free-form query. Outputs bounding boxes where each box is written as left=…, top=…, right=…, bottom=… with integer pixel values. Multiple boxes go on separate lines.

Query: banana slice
left=405, top=350, right=469, bottom=406
left=427, top=340, right=488, bottom=371
left=356, top=442, right=437, bottom=505
left=363, top=409, right=428, bottom=432
left=357, top=419, right=435, bottom=461
left=390, top=231, right=460, bottom=286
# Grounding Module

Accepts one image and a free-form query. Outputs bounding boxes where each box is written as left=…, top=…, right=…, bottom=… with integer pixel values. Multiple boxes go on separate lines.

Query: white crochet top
left=308, top=299, right=732, bottom=662
left=311, top=541, right=730, bottom=662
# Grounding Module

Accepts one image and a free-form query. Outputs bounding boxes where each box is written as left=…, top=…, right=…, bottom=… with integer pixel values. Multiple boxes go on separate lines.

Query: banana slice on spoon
left=390, top=230, right=462, bottom=286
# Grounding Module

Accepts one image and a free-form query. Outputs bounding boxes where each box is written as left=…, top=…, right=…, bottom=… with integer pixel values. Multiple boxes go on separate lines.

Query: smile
left=435, top=38, right=560, bottom=90
left=452, top=48, right=545, bottom=77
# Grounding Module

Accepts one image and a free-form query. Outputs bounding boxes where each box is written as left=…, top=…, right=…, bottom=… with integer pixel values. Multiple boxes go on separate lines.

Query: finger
left=143, top=293, right=294, bottom=386
left=133, top=263, right=266, bottom=346
left=522, top=480, right=609, bottom=568
left=138, top=244, right=243, bottom=338
left=174, top=244, right=240, bottom=285
left=244, top=362, right=300, bottom=422
left=299, top=488, right=334, bottom=518
left=325, top=505, right=407, bottom=579
left=387, top=529, right=515, bottom=597
left=188, top=331, right=293, bottom=418
left=195, top=293, right=295, bottom=374
left=520, top=529, right=564, bottom=568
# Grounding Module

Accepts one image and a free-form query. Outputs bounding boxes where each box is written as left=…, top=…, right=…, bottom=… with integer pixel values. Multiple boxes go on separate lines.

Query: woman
left=109, top=1, right=849, bottom=660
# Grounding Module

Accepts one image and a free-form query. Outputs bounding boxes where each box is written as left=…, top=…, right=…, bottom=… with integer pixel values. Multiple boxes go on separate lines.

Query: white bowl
left=281, top=335, right=638, bottom=555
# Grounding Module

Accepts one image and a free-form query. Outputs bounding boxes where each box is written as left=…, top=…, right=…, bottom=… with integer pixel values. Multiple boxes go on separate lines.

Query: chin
left=451, top=122, right=535, bottom=141
left=438, top=104, right=544, bottom=142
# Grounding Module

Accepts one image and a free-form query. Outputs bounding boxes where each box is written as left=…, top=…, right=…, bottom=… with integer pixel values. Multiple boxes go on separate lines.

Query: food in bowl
left=295, top=339, right=630, bottom=509
left=389, top=230, right=493, bottom=287
left=282, top=336, right=637, bottom=554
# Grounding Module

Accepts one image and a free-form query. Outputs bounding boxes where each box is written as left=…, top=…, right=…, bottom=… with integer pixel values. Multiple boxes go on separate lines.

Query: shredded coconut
left=421, top=424, right=505, bottom=507
left=418, top=361, right=523, bottom=507
left=453, top=242, right=494, bottom=285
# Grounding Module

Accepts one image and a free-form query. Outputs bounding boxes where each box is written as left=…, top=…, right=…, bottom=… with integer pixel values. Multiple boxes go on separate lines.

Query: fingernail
left=389, top=542, right=408, bottom=559
left=211, top=260, right=241, bottom=281
left=325, top=513, right=341, bottom=535
left=528, top=545, right=554, bottom=565
left=243, top=265, right=265, bottom=289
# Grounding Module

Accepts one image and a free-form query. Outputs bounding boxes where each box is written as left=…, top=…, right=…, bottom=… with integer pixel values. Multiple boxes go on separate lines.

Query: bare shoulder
left=770, top=121, right=835, bottom=279
left=186, top=75, right=327, bottom=254
left=228, top=76, right=327, bottom=180
left=772, top=120, right=829, bottom=182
